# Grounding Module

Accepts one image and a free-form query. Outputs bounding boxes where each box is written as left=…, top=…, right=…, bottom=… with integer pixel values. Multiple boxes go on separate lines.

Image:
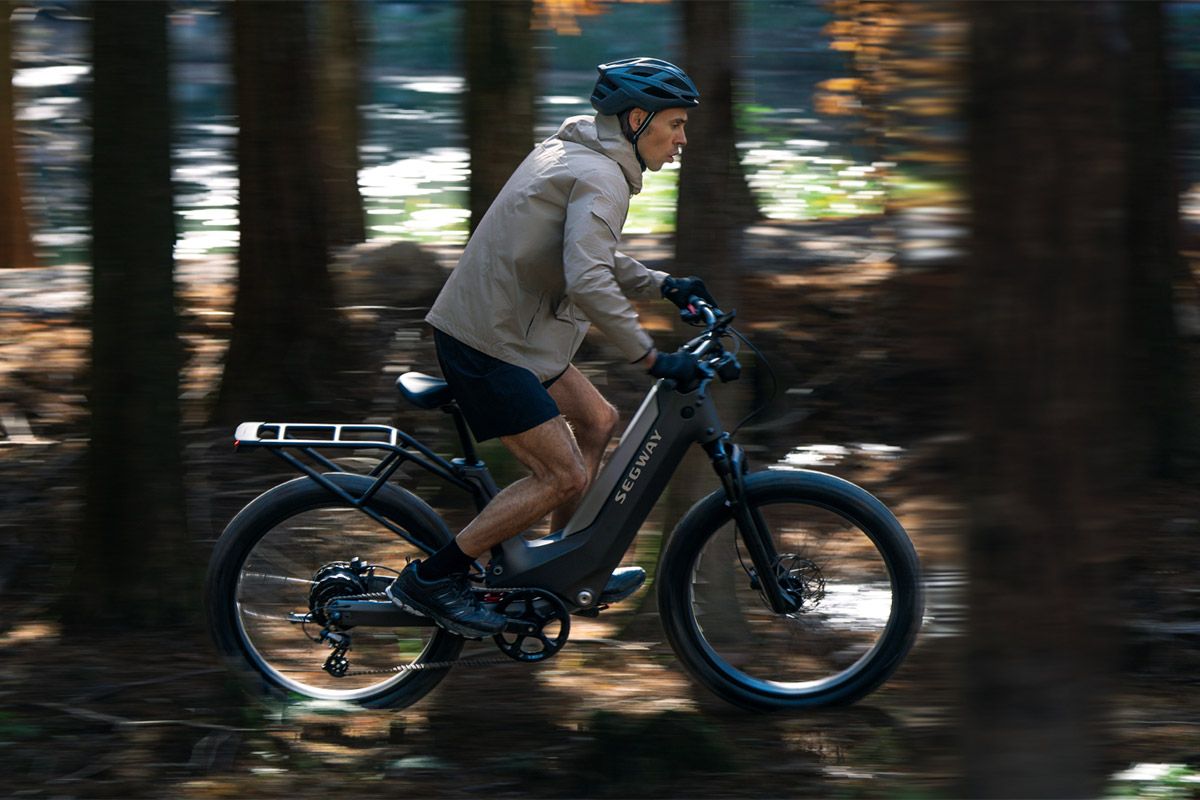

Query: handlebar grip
left=686, top=296, right=718, bottom=325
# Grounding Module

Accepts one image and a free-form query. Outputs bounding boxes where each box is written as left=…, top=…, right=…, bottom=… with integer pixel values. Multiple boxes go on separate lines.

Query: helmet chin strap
left=630, top=110, right=656, bottom=171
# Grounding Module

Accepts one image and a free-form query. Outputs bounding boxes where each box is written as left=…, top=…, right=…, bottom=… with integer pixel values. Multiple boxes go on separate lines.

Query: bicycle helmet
left=590, top=57, right=700, bottom=116
left=591, top=58, right=699, bottom=170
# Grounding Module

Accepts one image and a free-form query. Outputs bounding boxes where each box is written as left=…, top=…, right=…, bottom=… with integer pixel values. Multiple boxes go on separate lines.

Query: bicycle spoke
left=690, top=502, right=894, bottom=688
left=230, top=504, right=446, bottom=700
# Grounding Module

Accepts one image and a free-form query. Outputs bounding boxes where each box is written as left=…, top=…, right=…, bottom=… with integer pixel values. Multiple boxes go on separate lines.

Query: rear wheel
left=658, top=470, right=922, bottom=710
left=204, top=475, right=464, bottom=708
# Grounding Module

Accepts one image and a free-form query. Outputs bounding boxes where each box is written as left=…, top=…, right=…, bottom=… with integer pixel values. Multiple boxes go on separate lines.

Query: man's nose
left=676, top=130, right=687, bottom=147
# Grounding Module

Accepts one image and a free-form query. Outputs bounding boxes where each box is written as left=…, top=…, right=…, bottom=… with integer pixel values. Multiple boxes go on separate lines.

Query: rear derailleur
left=320, top=630, right=352, bottom=677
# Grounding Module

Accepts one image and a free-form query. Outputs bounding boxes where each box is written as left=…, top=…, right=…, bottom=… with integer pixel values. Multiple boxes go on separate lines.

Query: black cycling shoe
left=599, top=566, right=646, bottom=604
left=385, top=562, right=506, bottom=639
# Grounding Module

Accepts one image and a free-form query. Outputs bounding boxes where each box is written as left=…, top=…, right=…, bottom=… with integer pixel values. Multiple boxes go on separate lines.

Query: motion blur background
left=1, top=1, right=1198, bottom=797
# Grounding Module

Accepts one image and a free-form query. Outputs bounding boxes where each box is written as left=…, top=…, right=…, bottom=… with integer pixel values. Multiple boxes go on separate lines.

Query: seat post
left=442, top=405, right=479, bottom=464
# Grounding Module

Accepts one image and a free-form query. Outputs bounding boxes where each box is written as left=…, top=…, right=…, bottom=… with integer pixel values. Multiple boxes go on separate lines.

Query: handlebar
left=681, top=296, right=734, bottom=358
left=667, top=295, right=769, bottom=432
left=685, top=295, right=719, bottom=328
left=668, top=296, right=741, bottom=394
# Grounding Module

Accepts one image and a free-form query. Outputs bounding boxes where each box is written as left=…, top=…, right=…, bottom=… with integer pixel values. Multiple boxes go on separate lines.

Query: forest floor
left=0, top=214, right=1198, bottom=798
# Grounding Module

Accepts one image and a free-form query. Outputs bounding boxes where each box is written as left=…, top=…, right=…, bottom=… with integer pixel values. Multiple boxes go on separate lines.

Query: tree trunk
left=69, top=0, right=192, bottom=628
left=213, top=0, right=341, bottom=423
left=315, top=0, right=366, bottom=249
left=464, top=0, right=533, bottom=234
left=0, top=0, right=36, bottom=268
left=1121, top=2, right=1191, bottom=475
left=676, top=0, right=756, bottom=306
left=964, top=3, right=1132, bottom=795
left=672, top=1, right=760, bottom=646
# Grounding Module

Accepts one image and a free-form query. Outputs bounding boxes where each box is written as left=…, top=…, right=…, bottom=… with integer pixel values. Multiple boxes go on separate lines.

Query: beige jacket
left=425, top=114, right=668, bottom=382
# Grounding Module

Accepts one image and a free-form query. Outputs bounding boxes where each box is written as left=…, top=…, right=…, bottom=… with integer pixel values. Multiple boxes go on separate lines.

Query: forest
left=1, top=1, right=1199, bottom=798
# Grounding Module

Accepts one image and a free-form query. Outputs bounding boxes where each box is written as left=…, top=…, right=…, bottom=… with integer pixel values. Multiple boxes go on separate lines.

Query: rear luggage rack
left=236, top=422, right=406, bottom=451
left=233, top=421, right=481, bottom=552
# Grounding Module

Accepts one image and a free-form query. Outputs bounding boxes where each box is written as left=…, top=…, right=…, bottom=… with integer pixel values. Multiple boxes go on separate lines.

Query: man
left=387, top=57, right=715, bottom=637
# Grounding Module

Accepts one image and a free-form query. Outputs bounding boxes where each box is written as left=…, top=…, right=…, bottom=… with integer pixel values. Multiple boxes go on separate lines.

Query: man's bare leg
left=455, top=415, right=588, bottom=558
left=547, top=365, right=619, bottom=532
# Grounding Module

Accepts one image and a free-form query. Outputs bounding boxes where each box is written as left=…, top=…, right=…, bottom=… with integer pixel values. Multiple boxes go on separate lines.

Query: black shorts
left=433, top=328, right=563, bottom=442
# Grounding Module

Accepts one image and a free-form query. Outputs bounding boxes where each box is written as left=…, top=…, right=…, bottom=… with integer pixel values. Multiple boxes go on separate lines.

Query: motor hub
left=308, top=560, right=370, bottom=628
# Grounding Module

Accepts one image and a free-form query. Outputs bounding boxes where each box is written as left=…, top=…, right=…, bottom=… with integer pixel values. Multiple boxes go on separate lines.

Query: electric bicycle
left=203, top=300, right=923, bottom=711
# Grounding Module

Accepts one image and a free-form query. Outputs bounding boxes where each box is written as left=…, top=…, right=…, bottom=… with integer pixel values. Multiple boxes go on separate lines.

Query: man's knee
left=549, top=457, right=589, bottom=504
left=506, top=416, right=590, bottom=503
left=579, top=401, right=618, bottom=445
left=599, top=401, right=619, bottom=438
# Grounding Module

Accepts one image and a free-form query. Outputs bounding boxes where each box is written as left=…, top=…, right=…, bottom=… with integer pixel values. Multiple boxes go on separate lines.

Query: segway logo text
left=614, top=429, right=662, bottom=504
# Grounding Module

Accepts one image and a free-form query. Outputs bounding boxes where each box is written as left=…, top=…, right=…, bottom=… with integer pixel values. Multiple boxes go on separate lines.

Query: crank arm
left=501, top=618, right=540, bottom=635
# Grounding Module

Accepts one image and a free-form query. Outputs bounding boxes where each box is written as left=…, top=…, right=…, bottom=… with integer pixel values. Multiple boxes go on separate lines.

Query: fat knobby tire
left=657, top=469, right=923, bottom=711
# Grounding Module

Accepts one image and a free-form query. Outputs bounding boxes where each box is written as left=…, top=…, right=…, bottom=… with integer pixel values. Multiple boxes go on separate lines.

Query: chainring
left=490, top=589, right=571, bottom=662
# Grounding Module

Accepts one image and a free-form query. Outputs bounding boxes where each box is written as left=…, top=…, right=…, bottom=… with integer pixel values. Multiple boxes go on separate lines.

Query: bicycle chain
left=317, top=589, right=562, bottom=677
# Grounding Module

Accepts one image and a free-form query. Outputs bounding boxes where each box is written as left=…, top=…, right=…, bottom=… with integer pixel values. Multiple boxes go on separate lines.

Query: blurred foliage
left=817, top=0, right=965, bottom=196
left=532, top=0, right=667, bottom=36
left=1108, top=763, right=1200, bottom=799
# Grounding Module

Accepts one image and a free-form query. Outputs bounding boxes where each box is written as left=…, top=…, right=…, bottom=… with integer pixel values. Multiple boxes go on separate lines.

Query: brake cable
left=728, top=326, right=779, bottom=436
left=682, top=301, right=778, bottom=436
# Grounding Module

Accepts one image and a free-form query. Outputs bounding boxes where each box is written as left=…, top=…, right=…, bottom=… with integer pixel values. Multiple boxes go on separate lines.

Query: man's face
left=630, top=107, right=689, bottom=171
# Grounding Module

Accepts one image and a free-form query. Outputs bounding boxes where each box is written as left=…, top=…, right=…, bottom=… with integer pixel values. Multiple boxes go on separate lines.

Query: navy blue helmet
left=590, top=57, right=700, bottom=116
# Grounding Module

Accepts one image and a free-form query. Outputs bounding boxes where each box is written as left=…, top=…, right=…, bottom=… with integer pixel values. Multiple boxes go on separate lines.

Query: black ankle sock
left=417, top=539, right=475, bottom=581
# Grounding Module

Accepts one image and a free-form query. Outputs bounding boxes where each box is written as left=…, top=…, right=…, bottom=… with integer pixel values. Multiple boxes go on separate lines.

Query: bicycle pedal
left=574, top=604, right=608, bottom=618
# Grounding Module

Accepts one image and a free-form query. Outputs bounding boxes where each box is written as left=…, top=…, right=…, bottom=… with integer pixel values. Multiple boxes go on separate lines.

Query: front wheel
left=658, top=469, right=922, bottom=711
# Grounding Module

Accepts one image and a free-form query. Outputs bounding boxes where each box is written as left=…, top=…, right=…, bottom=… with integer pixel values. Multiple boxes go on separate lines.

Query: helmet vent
left=590, top=57, right=699, bottom=115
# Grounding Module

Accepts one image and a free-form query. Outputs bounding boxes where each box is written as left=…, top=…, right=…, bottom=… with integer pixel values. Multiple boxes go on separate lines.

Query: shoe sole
left=385, top=582, right=500, bottom=640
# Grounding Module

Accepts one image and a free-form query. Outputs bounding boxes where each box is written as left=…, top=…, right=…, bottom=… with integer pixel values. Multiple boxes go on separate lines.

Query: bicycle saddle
left=396, top=372, right=454, bottom=410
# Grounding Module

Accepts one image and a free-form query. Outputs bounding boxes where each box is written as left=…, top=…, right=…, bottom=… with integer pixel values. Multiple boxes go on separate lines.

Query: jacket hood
left=555, top=114, right=643, bottom=195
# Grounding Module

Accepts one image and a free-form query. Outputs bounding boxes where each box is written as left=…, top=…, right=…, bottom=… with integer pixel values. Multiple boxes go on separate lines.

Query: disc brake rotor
left=775, top=554, right=825, bottom=609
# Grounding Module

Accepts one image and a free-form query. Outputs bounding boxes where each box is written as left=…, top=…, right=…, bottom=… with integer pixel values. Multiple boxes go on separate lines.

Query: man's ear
left=628, top=107, right=647, bottom=131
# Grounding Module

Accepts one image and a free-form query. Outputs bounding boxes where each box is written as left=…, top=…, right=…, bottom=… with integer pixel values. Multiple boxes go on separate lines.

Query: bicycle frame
left=486, top=375, right=795, bottom=615
left=490, top=379, right=721, bottom=604
left=232, top=310, right=795, bottom=617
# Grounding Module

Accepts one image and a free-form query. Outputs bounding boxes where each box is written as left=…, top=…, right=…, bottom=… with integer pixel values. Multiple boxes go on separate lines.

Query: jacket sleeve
left=562, top=180, right=655, bottom=363
left=614, top=250, right=669, bottom=299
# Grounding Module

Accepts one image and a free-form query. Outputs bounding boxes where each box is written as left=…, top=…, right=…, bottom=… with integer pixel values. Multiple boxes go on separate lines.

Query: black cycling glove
left=648, top=351, right=701, bottom=383
left=661, top=275, right=717, bottom=310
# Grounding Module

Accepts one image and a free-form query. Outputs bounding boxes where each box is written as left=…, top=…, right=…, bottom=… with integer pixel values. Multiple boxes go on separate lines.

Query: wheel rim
left=233, top=505, right=444, bottom=701
left=686, top=501, right=898, bottom=695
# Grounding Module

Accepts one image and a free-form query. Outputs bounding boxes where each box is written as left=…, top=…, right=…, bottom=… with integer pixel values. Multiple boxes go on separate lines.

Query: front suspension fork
left=705, top=437, right=797, bottom=614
